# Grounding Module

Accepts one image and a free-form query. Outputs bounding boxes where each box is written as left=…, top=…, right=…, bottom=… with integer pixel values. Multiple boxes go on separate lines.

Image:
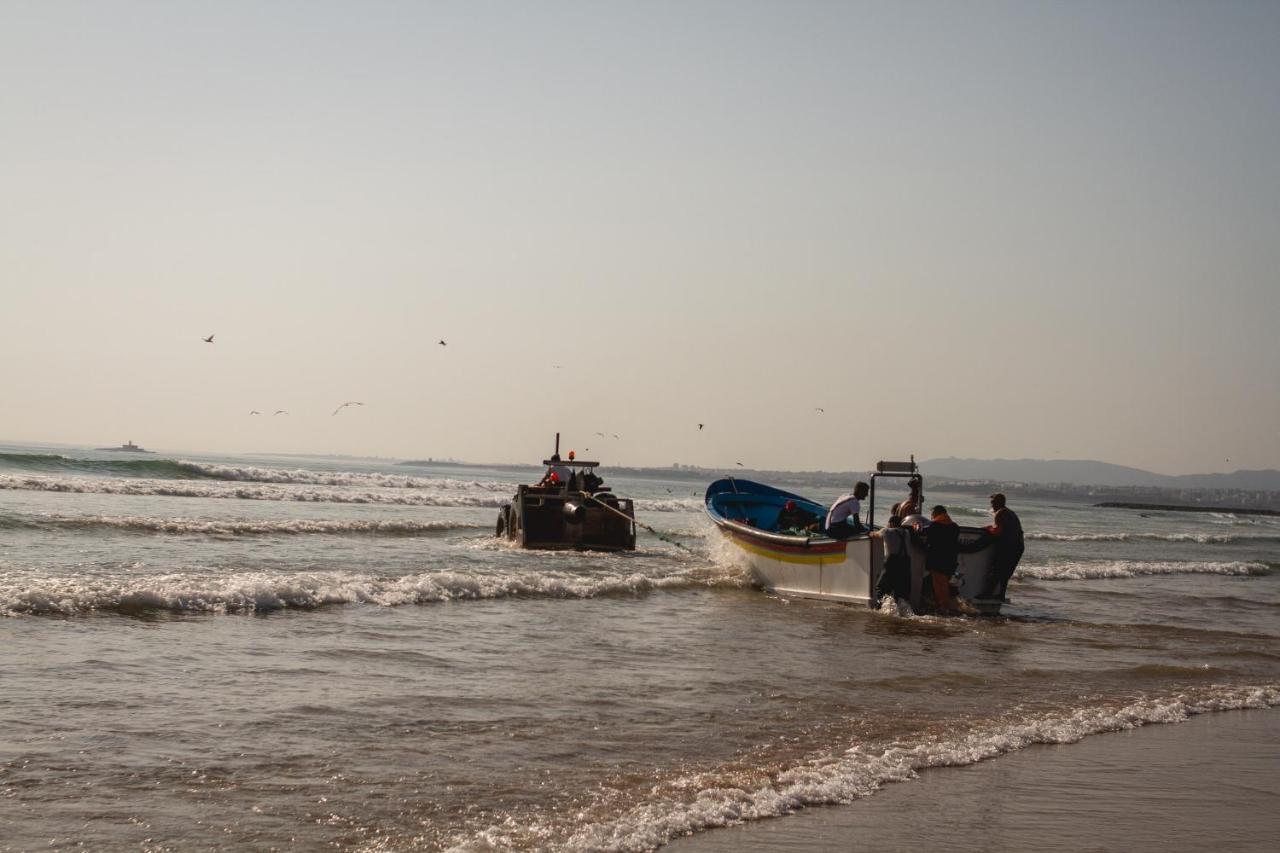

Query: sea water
left=2, top=443, right=1277, bottom=851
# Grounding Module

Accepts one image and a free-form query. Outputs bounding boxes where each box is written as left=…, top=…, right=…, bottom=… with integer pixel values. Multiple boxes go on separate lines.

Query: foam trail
left=441, top=685, right=1280, bottom=853
left=1017, top=560, right=1271, bottom=580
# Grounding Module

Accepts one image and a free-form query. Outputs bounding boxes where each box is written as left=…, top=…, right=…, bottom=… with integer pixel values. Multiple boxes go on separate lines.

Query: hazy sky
left=3, top=1, right=1278, bottom=473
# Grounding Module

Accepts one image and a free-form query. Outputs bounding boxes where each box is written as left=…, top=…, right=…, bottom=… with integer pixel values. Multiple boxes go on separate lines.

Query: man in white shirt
left=539, top=454, right=573, bottom=487
left=825, top=481, right=869, bottom=539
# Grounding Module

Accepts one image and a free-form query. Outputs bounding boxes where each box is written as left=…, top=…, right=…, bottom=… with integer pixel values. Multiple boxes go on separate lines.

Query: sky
left=2, top=0, right=1278, bottom=474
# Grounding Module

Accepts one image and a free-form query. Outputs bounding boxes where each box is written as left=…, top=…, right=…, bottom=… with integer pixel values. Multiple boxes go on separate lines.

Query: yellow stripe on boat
left=728, top=532, right=849, bottom=566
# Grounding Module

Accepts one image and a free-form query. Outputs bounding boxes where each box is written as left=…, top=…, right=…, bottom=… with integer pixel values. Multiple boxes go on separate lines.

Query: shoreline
left=665, top=708, right=1280, bottom=853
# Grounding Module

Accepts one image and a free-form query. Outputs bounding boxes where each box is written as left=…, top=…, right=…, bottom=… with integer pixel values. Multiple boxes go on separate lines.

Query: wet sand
left=667, top=709, right=1280, bottom=853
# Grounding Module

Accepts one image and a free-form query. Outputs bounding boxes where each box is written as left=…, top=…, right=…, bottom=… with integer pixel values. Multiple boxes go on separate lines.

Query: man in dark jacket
left=981, top=493, right=1024, bottom=601
left=924, top=505, right=960, bottom=613
left=776, top=500, right=820, bottom=533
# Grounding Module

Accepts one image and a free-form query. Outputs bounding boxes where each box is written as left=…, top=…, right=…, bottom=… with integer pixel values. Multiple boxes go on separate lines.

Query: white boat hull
left=716, top=520, right=1002, bottom=614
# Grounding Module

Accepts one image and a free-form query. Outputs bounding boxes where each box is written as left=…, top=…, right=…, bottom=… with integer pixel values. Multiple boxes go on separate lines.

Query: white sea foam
left=1207, top=515, right=1277, bottom=527
left=442, top=685, right=1280, bottom=853
left=176, top=461, right=515, bottom=491
left=34, top=515, right=485, bottom=537
left=1025, top=531, right=1279, bottom=543
left=0, top=564, right=745, bottom=616
left=0, top=474, right=701, bottom=512
left=634, top=498, right=704, bottom=513
left=1017, top=560, right=1271, bottom=581
left=0, top=474, right=514, bottom=507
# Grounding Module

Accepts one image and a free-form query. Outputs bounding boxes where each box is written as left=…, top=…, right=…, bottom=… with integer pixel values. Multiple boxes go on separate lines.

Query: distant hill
left=922, top=457, right=1280, bottom=491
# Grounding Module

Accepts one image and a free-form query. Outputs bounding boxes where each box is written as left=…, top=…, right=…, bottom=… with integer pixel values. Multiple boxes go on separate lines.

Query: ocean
left=2, top=443, right=1278, bottom=851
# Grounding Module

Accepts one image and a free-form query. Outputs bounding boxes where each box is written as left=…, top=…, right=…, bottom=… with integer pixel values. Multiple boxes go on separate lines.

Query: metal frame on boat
left=705, top=459, right=1003, bottom=614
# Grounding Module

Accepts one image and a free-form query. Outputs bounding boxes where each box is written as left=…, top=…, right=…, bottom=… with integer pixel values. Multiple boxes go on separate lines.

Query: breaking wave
left=0, top=452, right=217, bottom=480
left=9, top=515, right=486, bottom=537
left=173, top=462, right=515, bottom=491
left=1, top=565, right=746, bottom=617
left=0, top=453, right=513, bottom=490
left=0, top=474, right=512, bottom=507
left=441, top=684, right=1279, bottom=852
left=1017, top=560, right=1272, bottom=580
left=635, top=498, right=703, bottom=513
left=0, top=475, right=702, bottom=512
left=1025, top=531, right=1280, bottom=544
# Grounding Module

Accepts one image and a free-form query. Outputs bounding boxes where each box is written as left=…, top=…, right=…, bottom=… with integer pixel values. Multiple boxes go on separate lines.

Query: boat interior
left=710, top=493, right=831, bottom=534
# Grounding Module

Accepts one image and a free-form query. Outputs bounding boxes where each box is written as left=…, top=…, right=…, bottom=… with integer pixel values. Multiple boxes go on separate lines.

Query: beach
left=6, top=3, right=1279, bottom=849
left=668, top=708, right=1280, bottom=852
left=2, top=444, right=1278, bottom=851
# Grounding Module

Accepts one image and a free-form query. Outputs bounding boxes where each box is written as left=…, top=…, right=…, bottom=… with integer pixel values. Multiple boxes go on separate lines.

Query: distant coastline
left=393, top=459, right=1280, bottom=510
left=1096, top=501, right=1280, bottom=517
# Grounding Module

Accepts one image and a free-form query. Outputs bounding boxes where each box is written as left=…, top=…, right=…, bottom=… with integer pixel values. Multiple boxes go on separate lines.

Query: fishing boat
left=496, top=434, right=636, bottom=551
left=704, top=460, right=1003, bottom=614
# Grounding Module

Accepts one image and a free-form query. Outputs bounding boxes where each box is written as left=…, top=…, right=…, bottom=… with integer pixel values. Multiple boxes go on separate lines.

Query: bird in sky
left=612, top=434, right=620, bottom=439
left=274, top=410, right=288, bottom=416
left=698, top=423, right=704, bottom=430
left=595, top=432, right=606, bottom=437
left=249, top=410, right=261, bottom=415
left=332, top=401, right=365, bottom=416
left=735, top=462, right=744, bottom=467
left=814, top=407, right=824, bottom=414
left=553, top=365, right=564, bottom=369
left=438, top=340, right=447, bottom=347
left=202, top=334, right=215, bottom=343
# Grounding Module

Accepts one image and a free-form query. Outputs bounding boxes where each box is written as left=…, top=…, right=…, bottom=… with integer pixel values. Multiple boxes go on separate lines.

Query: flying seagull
left=814, top=407, right=824, bottom=414
left=595, top=432, right=606, bottom=437
left=332, top=401, right=365, bottom=416
left=202, top=334, right=215, bottom=343
left=438, top=340, right=447, bottom=347
left=249, top=410, right=261, bottom=415
left=274, top=410, right=288, bottom=416
left=735, top=462, right=744, bottom=467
